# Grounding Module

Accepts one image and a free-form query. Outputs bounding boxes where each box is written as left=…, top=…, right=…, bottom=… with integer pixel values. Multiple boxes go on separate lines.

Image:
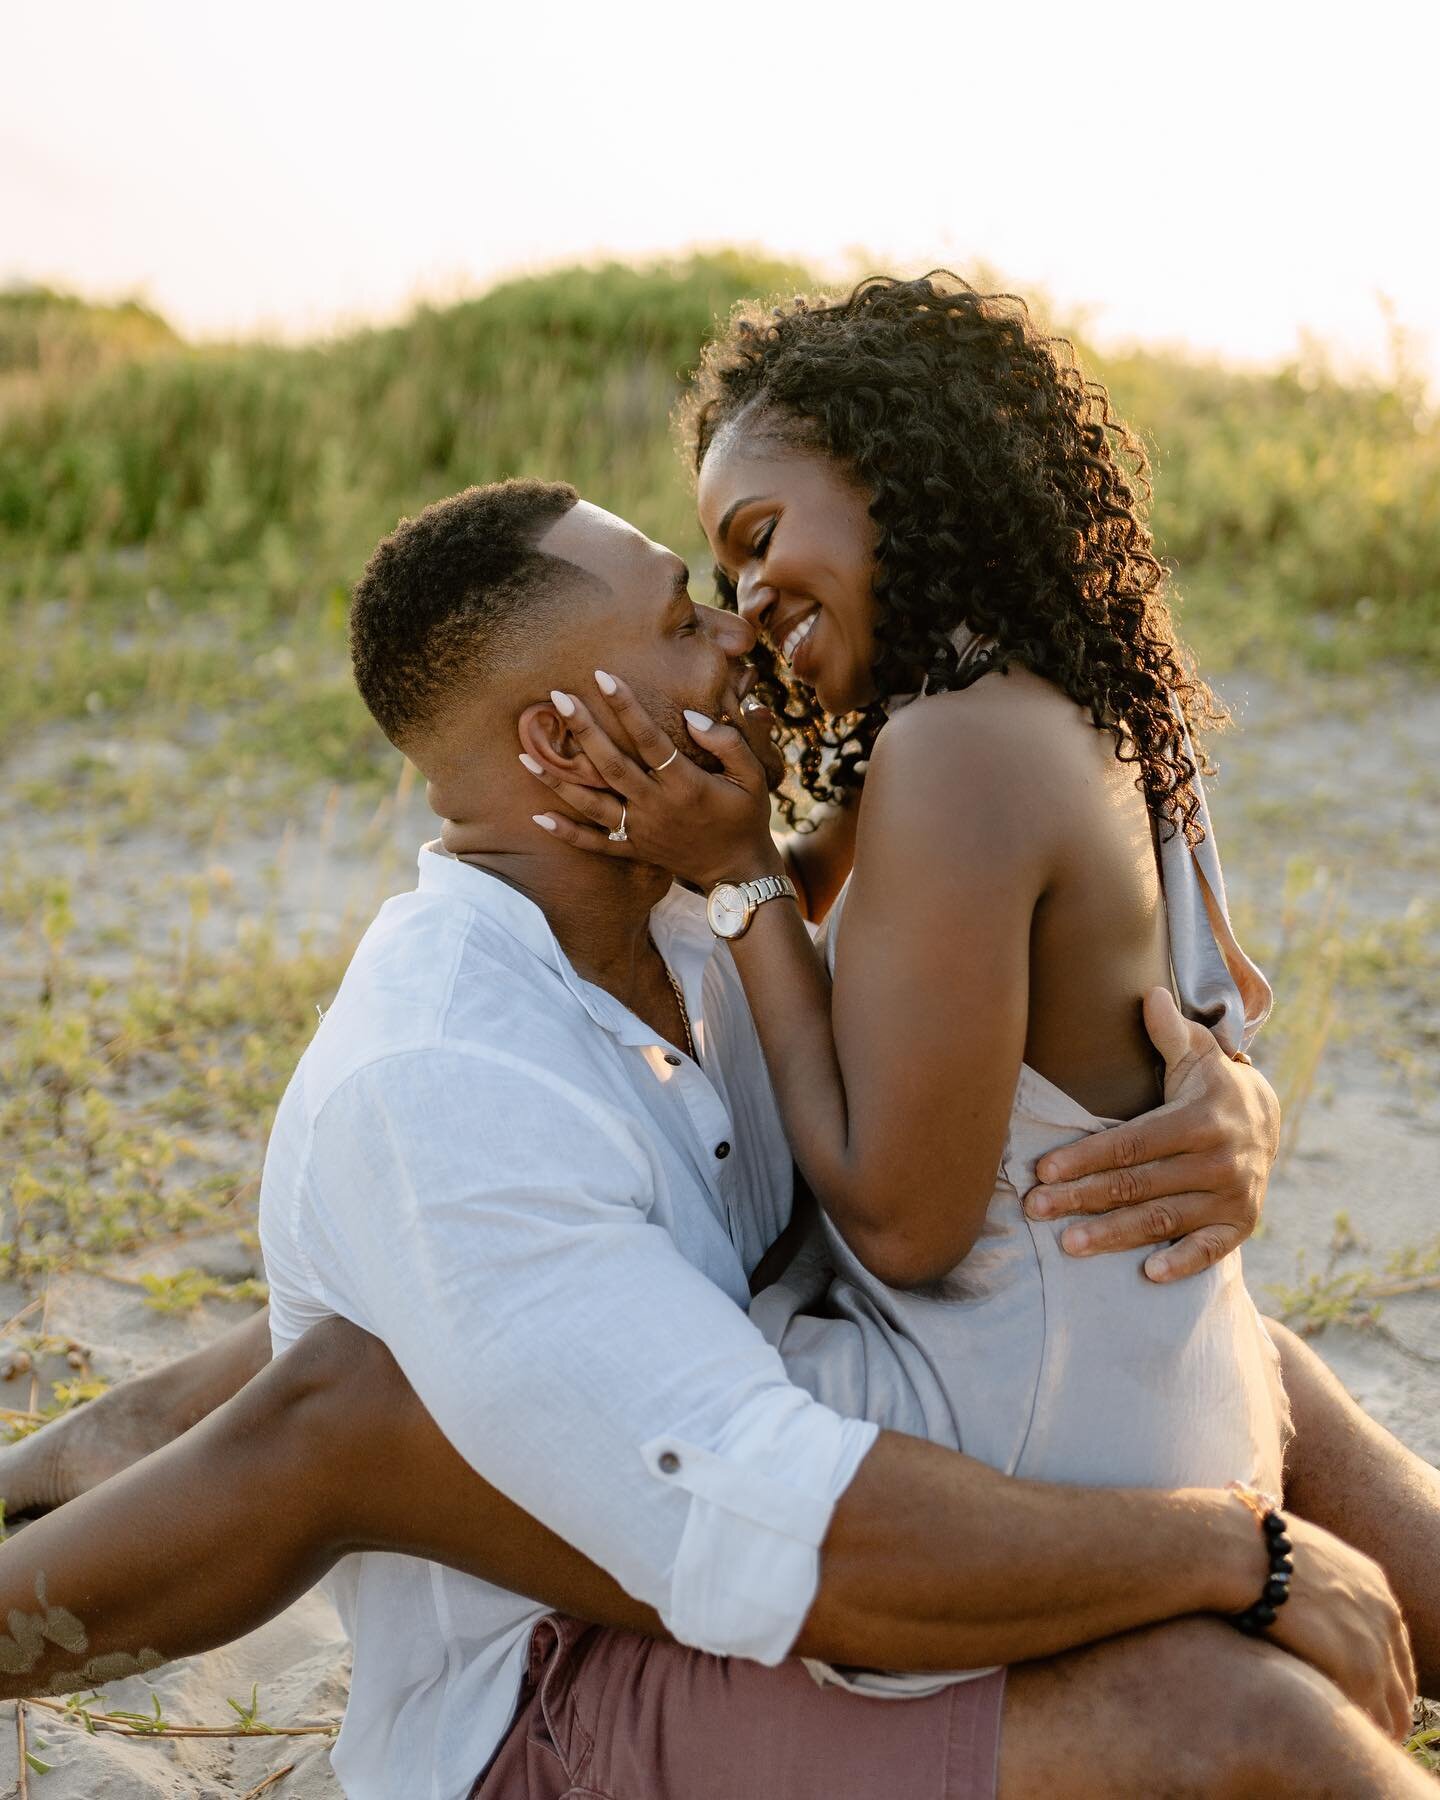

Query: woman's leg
left=1267, top=1317, right=1440, bottom=1695
left=0, top=1318, right=658, bottom=1700
left=0, top=1308, right=274, bottom=1514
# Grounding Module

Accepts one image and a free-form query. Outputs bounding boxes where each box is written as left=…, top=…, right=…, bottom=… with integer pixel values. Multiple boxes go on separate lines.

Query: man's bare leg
left=0, top=1309, right=273, bottom=1514
left=1000, top=1618, right=1434, bottom=1799
left=1269, top=1316, right=1440, bottom=1696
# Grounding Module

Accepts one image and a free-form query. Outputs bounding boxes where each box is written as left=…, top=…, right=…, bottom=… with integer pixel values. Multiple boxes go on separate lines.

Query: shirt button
left=658, top=1451, right=681, bottom=1474
left=714, top=1141, right=731, bottom=1160
left=663, top=1053, right=682, bottom=1067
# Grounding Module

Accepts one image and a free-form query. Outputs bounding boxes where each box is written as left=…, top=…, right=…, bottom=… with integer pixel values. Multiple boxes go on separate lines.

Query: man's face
left=537, top=501, right=779, bottom=781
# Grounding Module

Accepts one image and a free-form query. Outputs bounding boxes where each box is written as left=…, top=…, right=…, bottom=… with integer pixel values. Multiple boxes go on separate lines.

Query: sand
left=0, top=666, right=1435, bottom=1796
left=0, top=1595, right=349, bottom=1796
left=0, top=1245, right=350, bottom=1797
left=1217, top=669, right=1440, bottom=1466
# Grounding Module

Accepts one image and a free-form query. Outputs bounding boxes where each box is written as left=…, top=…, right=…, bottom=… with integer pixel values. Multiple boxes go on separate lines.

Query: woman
left=525, top=273, right=1292, bottom=1564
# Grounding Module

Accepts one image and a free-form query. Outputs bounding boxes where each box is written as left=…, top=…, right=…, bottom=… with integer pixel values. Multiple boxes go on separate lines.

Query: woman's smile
left=777, top=605, right=820, bottom=671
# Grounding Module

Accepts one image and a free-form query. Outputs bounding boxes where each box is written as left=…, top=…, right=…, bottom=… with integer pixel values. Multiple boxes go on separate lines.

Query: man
left=0, top=482, right=1433, bottom=1799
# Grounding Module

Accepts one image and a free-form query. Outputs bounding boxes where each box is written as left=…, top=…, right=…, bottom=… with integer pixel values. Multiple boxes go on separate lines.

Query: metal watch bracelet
left=705, top=874, right=798, bottom=940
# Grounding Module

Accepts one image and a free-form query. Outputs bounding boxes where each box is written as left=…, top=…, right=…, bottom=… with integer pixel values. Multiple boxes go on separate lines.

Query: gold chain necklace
left=652, top=938, right=696, bottom=1061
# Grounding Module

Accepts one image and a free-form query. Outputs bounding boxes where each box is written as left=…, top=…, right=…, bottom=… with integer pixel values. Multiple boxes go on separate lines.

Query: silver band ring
left=651, top=745, right=680, bottom=773
left=607, top=803, right=629, bottom=843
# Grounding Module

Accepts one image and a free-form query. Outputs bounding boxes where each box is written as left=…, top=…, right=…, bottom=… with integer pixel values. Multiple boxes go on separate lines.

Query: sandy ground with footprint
left=0, top=663, right=1434, bottom=1795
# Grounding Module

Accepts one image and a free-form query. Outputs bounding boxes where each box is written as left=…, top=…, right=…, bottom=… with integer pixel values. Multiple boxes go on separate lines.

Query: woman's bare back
left=984, top=667, right=1176, bottom=1120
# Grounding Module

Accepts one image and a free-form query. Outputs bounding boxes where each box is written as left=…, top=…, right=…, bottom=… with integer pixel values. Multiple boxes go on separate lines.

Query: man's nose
left=706, top=602, right=756, bottom=658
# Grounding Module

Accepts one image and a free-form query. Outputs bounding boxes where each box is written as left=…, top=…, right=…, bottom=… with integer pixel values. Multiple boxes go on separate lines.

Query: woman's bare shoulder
left=858, top=670, right=1092, bottom=894
left=871, top=665, right=1095, bottom=791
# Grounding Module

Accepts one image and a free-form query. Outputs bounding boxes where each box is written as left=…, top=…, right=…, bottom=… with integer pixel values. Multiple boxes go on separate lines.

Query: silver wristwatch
left=705, top=874, right=799, bottom=940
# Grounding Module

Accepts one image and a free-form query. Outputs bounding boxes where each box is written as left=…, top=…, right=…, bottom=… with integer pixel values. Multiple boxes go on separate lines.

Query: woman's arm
left=722, top=695, right=1048, bottom=1285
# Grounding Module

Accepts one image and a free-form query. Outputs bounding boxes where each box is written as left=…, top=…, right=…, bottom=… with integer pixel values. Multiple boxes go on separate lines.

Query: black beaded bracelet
left=1227, top=1484, right=1294, bottom=1635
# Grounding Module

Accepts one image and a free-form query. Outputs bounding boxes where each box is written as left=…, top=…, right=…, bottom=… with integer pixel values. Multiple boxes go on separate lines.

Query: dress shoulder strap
left=1160, top=711, right=1272, bottom=1055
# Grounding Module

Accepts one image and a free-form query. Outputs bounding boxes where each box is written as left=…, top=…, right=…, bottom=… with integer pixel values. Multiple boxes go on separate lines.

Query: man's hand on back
left=1022, top=988, right=1280, bottom=1283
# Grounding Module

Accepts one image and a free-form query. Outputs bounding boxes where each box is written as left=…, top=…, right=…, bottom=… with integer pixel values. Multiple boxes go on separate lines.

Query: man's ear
left=517, top=699, right=608, bottom=788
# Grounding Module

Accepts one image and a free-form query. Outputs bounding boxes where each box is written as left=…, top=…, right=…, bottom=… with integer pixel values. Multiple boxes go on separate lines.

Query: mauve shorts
left=471, top=1614, right=1006, bottom=1799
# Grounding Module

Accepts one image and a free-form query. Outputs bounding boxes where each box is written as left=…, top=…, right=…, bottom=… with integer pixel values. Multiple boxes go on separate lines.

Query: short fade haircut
left=349, top=479, right=586, bottom=747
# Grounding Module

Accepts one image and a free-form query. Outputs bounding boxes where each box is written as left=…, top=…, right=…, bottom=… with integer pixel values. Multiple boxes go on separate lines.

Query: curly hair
left=679, top=273, right=1224, bottom=841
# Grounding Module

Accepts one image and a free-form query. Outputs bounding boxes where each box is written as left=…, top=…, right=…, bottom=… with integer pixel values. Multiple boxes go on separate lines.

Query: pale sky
left=4, top=0, right=1437, bottom=381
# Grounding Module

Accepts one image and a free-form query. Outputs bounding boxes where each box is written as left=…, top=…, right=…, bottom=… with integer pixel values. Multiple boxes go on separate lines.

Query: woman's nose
left=736, top=569, right=775, bottom=634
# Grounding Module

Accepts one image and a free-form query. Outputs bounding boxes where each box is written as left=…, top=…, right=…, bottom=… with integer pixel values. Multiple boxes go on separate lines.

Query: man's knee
left=1135, top=1620, right=1364, bottom=1794
left=1006, top=1619, right=1361, bottom=1799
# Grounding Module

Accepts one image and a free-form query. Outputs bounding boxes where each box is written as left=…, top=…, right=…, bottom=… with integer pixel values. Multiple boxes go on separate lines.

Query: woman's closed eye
left=749, top=519, right=777, bottom=561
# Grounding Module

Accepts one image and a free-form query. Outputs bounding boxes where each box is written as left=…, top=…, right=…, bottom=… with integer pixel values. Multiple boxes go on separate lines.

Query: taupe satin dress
left=752, top=688, right=1287, bottom=1696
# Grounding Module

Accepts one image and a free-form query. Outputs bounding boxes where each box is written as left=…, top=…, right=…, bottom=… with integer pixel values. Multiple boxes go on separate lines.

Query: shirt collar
left=416, top=845, right=715, bottom=1049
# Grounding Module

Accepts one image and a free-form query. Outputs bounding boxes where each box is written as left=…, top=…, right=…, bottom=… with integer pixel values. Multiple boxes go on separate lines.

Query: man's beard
left=634, top=687, right=783, bottom=792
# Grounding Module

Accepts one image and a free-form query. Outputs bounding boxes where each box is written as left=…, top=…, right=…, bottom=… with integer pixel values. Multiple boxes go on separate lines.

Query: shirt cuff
left=642, top=1399, right=879, bottom=1664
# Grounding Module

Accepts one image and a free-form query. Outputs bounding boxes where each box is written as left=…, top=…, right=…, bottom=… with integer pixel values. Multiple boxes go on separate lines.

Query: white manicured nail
left=550, top=690, right=575, bottom=717
left=594, top=669, right=618, bottom=696
left=518, top=753, right=544, bottom=776
left=532, top=813, right=558, bottom=831
left=684, top=709, right=714, bottom=731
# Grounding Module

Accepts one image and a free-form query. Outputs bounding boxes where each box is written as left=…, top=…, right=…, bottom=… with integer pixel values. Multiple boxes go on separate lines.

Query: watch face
left=707, top=883, right=748, bottom=938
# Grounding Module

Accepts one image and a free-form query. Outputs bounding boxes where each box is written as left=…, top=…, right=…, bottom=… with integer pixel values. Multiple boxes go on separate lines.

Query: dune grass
left=2, top=255, right=1437, bottom=777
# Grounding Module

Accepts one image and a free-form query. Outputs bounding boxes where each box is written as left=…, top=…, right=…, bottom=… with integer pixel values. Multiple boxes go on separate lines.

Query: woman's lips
left=789, top=610, right=821, bottom=686
left=778, top=607, right=820, bottom=666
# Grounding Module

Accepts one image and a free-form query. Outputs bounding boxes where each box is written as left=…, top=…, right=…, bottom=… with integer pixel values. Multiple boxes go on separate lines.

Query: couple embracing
left=0, top=275, right=1435, bottom=1799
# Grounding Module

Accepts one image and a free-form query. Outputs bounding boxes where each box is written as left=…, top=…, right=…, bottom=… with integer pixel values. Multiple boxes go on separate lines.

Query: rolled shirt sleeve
left=298, top=1046, right=878, bottom=1663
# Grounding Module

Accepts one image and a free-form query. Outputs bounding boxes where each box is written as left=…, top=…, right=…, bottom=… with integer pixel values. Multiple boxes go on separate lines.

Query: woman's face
left=696, top=424, right=881, bottom=716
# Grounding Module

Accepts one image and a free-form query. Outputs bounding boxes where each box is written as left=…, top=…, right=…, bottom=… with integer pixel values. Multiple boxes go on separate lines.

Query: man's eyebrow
left=716, top=496, right=769, bottom=546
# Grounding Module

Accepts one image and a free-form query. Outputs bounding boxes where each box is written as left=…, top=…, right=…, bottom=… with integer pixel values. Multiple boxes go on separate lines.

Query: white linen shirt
left=259, top=848, right=878, bottom=1800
